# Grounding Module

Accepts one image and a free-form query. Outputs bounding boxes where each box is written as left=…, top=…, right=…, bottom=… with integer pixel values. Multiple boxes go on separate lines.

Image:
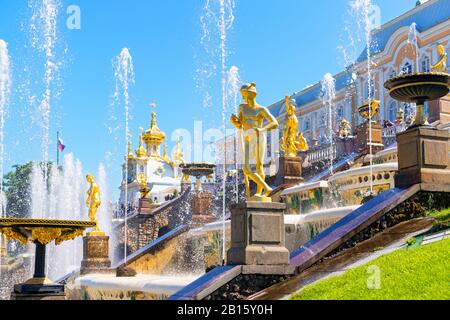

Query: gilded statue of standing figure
left=230, top=83, right=279, bottom=202
left=280, top=96, right=309, bottom=157
left=431, top=44, right=447, bottom=73
left=86, top=174, right=102, bottom=233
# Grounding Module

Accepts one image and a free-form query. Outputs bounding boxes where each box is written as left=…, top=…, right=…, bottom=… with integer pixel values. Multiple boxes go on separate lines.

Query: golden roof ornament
left=172, top=138, right=185, bottom=165
left=135, top=127, right=147, bottom=159
left=143, top=111, right=166, bottom=149
left=162, top=144, right=170, bottom=162
left=127, top=140, right=136, bottom=160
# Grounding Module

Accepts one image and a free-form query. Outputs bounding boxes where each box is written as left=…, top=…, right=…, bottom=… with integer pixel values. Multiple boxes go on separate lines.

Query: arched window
left=421, top=56, right=430, bottom=72
left=337, top=106, right=344, bottom=121
left=319, top=111, right=326, bottom=127
left=388, top=101, right=397, bottom=122
left=388, top=69, right=396, bottom=79
left=401, top=62, right=413, bottom=75
left=304, top=118, right=311, bottom=131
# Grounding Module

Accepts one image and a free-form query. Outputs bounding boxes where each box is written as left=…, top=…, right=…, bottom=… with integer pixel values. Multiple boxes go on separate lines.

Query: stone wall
left=323, top=191, right=450, bottom=261
left=114, top=188, right=192, bottom=260
left=205, top=274, right=290, bottom=301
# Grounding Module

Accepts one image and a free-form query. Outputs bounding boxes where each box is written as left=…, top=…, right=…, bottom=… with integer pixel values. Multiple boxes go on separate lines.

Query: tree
left=3, top=162, right=33, bottom=218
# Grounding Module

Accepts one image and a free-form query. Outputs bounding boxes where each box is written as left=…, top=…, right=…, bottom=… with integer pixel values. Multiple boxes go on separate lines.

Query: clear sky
left=0, top=0, right=416, bottom=198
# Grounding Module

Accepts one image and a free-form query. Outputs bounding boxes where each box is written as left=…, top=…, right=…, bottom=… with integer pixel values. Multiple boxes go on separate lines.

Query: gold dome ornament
left=135, top=128, right=147, bottom=159
left=172, top=138, right=185, bottom=165
left=143, top=112, right=166, bottom=156
left=126, top=140, right=136, bottom=161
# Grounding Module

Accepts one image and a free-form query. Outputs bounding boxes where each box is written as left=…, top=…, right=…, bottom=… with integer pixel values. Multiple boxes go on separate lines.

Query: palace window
left=388, top=69, right=396, bottom=79
left=337, top=106, right=344, bottom=121
left=304, top=118, right=311, bottom=131
left=388, top=101, right=397, bottom=122
left=401, top=62, right=413, bottom=75
left=421, top=56, right=430, bottom=72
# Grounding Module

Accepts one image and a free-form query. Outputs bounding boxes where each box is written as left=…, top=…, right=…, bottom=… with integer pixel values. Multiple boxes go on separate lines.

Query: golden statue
left=230, top=83, right=279, bottom=202
left=338, top=118, right=352, bottom=140
left=431, top=44, right=447, bottom=73
left=86, top=174, right=102, bottom=234
left=280, top=96, right=309, bottom=157
left=137, top=172, right=150, bottom=199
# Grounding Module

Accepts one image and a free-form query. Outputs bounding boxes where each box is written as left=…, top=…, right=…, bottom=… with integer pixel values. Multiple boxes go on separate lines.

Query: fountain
left=180, top=163, right=216, bottom=225
left=0, top=218, right=95, bottom=299
left=384, top=45, right=450, bottom=189
left=113, top=48, right=135, bottom=264
left=0, top=39, right=11, bottom=265
left=408, top=22, right=420, bottom=72
left=321, top=73, right=336, bottom=175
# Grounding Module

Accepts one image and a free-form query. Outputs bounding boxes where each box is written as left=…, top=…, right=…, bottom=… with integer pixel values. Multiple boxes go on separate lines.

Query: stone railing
left=382, top=124, right=406, bottom=146
left=307, top=145, right=337, bottom=165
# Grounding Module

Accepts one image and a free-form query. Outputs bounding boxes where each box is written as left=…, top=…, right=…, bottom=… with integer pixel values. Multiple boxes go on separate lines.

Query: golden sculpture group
left=280, top=96, right=309, bottom=157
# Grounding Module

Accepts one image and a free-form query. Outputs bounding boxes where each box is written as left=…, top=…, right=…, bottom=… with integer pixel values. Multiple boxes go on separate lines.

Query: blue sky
left=0, top=0, right=415, bottom=197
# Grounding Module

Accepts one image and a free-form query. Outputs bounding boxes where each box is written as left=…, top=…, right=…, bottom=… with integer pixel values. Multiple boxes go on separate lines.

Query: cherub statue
left=86, top=174, right=101, bottom=232
left=431, top=44, right=447, bottom=73
left=280, top=96, right=309, bottom=157
left=230, top=83, right=279, bottom=202
left=338, top=118, right=352, bottom=140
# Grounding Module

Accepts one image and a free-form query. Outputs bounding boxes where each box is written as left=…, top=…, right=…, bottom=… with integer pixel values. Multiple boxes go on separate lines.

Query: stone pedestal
left=139, top=198, right=160, bottom=215
left=227, top=202, right=289, bottom=266
left=395, top=127, right=450, bottom=191
left=275, top=156, right=303, bottom=187
left=355, top=122, right=384, bottom=155
left=428, top=95, right=450, bottom=124
left=11, top=292, right=66, bottom=300
left=191, top=192, right=215, bottom=225
left=336, top=137, right=355, bottom=156
left=80, top=234, right=113, bottom=275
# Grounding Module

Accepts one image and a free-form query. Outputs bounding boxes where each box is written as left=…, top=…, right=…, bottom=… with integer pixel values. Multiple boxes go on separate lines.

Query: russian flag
left=58, top=138, right=66, bottom=153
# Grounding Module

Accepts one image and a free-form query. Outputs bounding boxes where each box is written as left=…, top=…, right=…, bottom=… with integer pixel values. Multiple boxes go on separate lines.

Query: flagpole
left=57, top=131, right=60, bottom=167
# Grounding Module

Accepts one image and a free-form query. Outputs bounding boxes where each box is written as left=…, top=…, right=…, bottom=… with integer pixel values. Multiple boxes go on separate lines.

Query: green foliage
left=406, top=238, right=416, bottom=246
left=3, top=162, right=33, bottom=218
left=291, top=238, right=450, bottom=300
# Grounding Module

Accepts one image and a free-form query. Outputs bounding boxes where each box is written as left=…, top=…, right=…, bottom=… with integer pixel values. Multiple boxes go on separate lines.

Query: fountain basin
left=72, top=274, right=200, bottom=300
left=180, top=163, right=216, bottom=178
left=384, top=72, right=450, bottom=104
left=0, top=218, right=96, bottom=246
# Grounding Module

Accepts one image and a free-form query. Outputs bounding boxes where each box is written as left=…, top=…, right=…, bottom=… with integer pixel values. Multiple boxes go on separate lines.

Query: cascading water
left=321, top=73, right=336, bottom=175
left=0, top=39, right=11, bottom=226
left=0, top=39, right=11, bottom=292
left=351, top=0, right=376, bottom=194
left=97, top=164, right=113, bottom=261
left=199, top=0, right=236, bottom=266
left=30, top=154, right=87, bottom=280
left=226, top=65, right=241, bottom=204
left=113, top=48, right=135, bottom=262
left=408, top=22, right=420, bottom=72
left=29, top=0, right=61, bottom=210
left=218, top=0, right=235, bottom=266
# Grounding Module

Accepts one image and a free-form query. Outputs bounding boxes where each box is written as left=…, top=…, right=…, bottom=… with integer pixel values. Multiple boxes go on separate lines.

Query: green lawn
left=291, top=238, right=450, bottom=300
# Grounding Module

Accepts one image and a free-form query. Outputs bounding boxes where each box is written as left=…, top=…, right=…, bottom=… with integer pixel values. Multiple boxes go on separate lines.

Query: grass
left=291, top=238, right=450, bottom=300
left=429, top=208, right=450, bottom=226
